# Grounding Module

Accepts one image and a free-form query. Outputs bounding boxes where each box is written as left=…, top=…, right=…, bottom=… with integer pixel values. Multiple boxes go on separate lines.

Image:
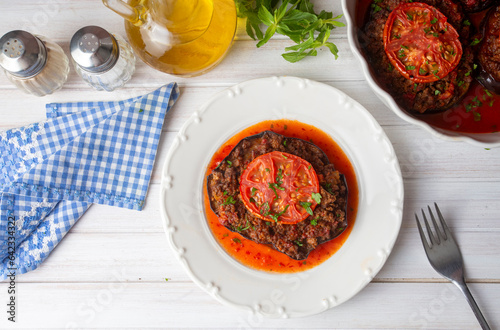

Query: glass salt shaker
left=0, top=30, right=69, bottom=97
left=70, top=26, right=135, bottom=92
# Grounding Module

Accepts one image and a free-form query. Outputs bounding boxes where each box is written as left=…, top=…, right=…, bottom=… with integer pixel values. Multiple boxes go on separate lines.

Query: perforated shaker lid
left=0, top=30, right=47, bottom=77
left=70, top=26, right=119, bottom=73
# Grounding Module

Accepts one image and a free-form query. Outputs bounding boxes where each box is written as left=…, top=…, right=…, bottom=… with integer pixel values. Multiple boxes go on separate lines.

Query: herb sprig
left=236, top=0, right=345, bottom=63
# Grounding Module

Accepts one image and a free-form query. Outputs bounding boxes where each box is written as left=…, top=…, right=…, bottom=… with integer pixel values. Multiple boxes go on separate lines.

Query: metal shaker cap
left=70, top=26, right=119, bottom=73
left=0, top=30, right=47, bottom=78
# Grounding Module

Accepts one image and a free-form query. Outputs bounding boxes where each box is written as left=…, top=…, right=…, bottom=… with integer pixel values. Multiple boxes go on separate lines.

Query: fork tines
left=415, top=202, right=451, bottom=247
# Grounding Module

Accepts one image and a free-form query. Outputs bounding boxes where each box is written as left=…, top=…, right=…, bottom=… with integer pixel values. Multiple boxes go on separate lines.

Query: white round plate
left=160, top=76, right=404, bottom=318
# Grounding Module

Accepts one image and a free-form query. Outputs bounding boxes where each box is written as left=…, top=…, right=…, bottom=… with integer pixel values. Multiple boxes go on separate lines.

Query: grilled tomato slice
left=240, top=151, right=320, bottom=225
left=383, top=2, right=462, bottom=83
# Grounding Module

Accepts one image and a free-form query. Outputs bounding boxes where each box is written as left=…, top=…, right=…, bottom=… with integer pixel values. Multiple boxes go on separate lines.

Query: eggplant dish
left=207, top=131, right=348, bottom=260
left=458, top=0, right=498, bottom=13
left=477, top=5, right=500, bottom=93
left=361, top=0, right=474, bottom=113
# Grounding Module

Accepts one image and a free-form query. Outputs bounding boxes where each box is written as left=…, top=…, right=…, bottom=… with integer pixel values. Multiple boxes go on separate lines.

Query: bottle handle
left=102, top=0, right=141, bottom=25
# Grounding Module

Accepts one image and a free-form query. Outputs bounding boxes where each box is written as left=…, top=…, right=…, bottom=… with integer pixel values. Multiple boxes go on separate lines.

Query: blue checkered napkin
left=1, top=195, right=90, bottom=277
left=45, top=94, right=144, bottom=119
left=0, top=83, right=179, bottom=279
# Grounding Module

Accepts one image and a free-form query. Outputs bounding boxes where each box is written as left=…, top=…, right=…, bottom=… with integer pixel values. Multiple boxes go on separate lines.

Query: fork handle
left=453, top=280, right=491, bottom=330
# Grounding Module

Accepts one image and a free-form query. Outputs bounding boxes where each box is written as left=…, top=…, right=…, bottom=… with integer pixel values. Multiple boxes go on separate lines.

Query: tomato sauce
left=357, top=0, right=500, bottom=133
left=203, top=120, right=359, bottom=273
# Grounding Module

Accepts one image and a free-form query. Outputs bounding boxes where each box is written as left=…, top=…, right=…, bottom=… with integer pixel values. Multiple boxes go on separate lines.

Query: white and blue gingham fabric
left=0, top=83, right=179, bottom=279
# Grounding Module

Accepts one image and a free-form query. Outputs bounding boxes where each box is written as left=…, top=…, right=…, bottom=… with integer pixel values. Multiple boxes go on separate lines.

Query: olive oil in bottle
left=103, top=0, right=237, bottom=77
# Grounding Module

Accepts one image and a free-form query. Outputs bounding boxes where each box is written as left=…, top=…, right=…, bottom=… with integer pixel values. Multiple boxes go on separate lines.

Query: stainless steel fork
left=416, top=203, right=491, bottom=330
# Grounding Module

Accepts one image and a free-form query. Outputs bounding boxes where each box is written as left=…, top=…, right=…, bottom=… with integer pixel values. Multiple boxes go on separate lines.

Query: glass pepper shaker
left=70, top=26, right=135, bottom=92
left=0, top=30, right=70, bottom=97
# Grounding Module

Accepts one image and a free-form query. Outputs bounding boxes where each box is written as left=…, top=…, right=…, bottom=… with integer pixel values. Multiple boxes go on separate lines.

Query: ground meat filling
left=207, top=131, right=348, bottom=260
left=361, top=0, right=474, bottom=113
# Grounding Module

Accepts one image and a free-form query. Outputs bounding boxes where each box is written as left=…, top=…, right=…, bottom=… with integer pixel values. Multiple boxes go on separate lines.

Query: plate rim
left=160, top=76, right=404, bottom=318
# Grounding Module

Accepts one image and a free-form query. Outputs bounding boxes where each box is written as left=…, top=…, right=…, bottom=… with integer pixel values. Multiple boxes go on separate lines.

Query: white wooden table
left=0, top=1, right=499, bottom=329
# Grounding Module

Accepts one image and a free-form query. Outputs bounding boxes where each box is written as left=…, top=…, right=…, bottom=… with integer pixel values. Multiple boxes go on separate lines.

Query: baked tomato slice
left=240, top=151, right=320, bottom=224
left=383, top=2, right=462, bottom=83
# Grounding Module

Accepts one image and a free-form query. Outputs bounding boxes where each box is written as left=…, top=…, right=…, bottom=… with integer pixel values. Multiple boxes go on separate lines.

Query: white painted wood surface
left=0, top=0, right=499, bottom=329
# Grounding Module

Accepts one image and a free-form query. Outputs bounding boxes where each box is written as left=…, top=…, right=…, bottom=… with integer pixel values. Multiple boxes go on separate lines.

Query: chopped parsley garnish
left=310, top=217, right=319, bottom=226
left=474, top=112, right=481, bottom=122
left=470, top=38, right=481, bottom=46
left=299, top=201, right=313, bottom=216
left=294, top=240, right=303, bottom=247
left=269, top=205, right=290, bottom=222
left=251, top=187, right=258, bottom=196
left=260, top=201, right=270, bottom=216
left=226, top=160, right=232, bottom=167
left=223, top=196, right=236, bottom=205
left=275, top=168, right=284, bottom=186
left=311, top=192, right=322, bottom=204
left=463, top=92, right=485, bottom=122
left=270, top=182, right=285, bottom=192
left=269, top=182, right=279, bottom=198
left=235, top=220, right=252, bottom=232
left=269, top=167, right=285, bottom=199
left=322, top=183, right=333, bottom=194
left=430, top=18, right=438, bottom=24
left=372, top=3, right=382, bottom=13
